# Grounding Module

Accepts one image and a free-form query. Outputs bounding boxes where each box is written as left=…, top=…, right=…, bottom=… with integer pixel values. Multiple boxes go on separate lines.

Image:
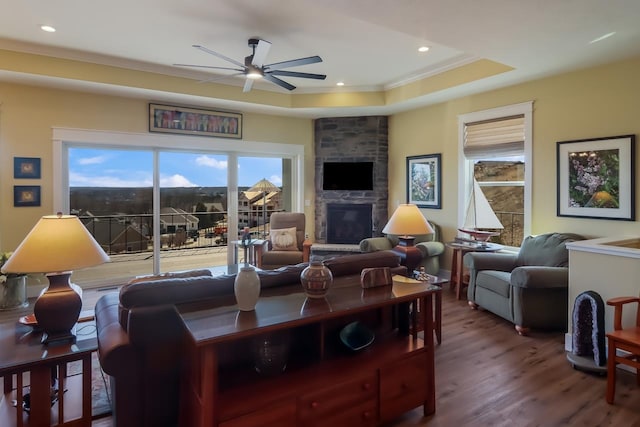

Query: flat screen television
left=323, top=162, right=374, bottom=191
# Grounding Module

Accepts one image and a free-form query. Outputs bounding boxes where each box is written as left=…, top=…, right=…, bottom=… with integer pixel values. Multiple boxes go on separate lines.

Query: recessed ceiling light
left=40, top=25, right=56, bottom=33
left=589, top=32, right=616, bottom=44
left=336, top=82, right=345, bottom=86
left=418, top=46, right=430, bottom=53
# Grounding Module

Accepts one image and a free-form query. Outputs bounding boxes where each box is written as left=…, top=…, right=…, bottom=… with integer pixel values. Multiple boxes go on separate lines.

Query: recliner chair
left=258, top=212, right=311, bottom=270
left=359, top=220, right=444, bottom=275
left=465, top=232, right=585, bottom=335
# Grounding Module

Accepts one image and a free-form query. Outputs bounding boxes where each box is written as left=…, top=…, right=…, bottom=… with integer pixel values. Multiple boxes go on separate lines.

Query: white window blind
left=463, top=115, right=525, bottom=159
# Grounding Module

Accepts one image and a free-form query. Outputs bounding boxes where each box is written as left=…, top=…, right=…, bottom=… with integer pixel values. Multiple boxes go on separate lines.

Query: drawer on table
left=219, top=401, right=296, bottom=427
left=379, top=351, right=427, bottom=422
left=304, top=399, right=378, bottom=427
left=298, top=372, right=378, bottom=421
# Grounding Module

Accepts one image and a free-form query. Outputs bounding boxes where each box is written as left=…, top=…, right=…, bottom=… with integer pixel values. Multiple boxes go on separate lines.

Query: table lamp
left=1, top=213, right=110, bottom=344
left=382, top=204, right=434, bottom=273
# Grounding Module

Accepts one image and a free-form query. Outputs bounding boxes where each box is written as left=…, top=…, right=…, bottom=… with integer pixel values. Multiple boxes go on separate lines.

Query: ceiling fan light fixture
left=247, top=69, right=263, bottom=79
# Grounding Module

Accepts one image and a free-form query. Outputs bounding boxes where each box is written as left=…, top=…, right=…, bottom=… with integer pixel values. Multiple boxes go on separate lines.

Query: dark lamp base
left=390, top=236, right=422, bottom=274
left=41, top=328, right=77, bottom=345
left=34, top=272, right=82, bottom=346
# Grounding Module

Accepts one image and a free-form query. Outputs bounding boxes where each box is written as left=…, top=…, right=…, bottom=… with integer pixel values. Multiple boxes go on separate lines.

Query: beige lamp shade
left=382, top=204, right=434, bottom=237
left=1, top=214, right=110, bottom=274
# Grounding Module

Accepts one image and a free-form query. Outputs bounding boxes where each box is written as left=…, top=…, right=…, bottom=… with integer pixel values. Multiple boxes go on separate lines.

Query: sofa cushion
left=476, top=270, right=512, bottom=298
left=516, top=233, right=583, bottom=267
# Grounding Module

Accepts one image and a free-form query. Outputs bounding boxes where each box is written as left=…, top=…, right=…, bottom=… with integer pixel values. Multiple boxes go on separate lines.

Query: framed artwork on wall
left=14, top=157, right=41, bottom=179
left=557, top=134, right=635, bottom=220
left=407, top=153, right=442, bottom=209
left=14, top=186, right=41, bottom=207
left=149, top=103, right=242, bottom=139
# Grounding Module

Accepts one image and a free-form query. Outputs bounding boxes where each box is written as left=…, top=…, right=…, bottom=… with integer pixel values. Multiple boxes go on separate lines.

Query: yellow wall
left=390, top=56, right=640, bottom=269
left=0, top=83, right=314, bottom=251
left=2, top=55, right=640, bottom=273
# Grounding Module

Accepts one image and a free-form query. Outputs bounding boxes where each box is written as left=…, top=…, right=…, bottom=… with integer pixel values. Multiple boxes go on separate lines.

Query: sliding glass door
left=58, top=129, right=304, bottom=289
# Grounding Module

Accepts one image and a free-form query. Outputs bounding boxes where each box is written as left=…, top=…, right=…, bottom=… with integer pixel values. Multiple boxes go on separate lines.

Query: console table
left=178, top=276, right=440, bottom=427
left=0, top=318, right=97, bottom=427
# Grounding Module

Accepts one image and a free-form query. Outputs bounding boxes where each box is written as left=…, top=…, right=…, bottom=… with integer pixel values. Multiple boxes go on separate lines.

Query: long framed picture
left=149, top=103, right=242, bottom=139
left=14, top=157, right=41, bottom=179
left=407, top=153, right=442, bottom=209
left=14, top=186, right=41, bottom=207
left=557, top=134, right=635, bottom=220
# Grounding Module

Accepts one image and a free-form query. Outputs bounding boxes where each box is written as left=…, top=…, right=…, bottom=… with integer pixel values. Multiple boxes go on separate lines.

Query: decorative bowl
left=339, top=321, right=375, bottom=352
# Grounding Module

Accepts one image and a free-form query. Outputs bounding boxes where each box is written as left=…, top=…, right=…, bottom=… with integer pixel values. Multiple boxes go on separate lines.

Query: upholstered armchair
left=465, top=232, right=585, bottom=335
left=359, top=220, right=444, bottom=275
left=258, top=212, right=311, bottom=270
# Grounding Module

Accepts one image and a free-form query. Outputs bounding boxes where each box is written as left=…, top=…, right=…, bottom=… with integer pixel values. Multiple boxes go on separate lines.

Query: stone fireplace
left=326, top=203, right=373, bottom=244
left=314, top=116, right=389, bottom=244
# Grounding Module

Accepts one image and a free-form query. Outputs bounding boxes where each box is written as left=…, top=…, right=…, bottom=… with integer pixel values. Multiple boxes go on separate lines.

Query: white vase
left=234, top=265, right=260, bottom=311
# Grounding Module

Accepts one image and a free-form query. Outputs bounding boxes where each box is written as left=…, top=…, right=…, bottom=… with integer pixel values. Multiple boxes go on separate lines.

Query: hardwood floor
left=86, top=286, right=640, bottom=426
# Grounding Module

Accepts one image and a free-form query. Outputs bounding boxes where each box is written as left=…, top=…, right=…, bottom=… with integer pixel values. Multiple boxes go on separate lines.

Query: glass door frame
left=52, top=127, right=304, bottom=274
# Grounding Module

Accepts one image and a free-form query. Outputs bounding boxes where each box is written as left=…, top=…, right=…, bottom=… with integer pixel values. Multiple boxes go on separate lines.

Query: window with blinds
left=462, top=114, right=526, bottom=247
left=463, top=115, right=525, bottom=159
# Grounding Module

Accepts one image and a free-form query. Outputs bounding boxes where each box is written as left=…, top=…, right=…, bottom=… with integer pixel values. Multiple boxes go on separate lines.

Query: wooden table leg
left=435, top=291, right=442, bottom=345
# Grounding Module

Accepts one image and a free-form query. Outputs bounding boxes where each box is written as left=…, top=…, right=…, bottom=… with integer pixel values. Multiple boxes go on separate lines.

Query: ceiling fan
left=174, top=38, right=326, bottom=92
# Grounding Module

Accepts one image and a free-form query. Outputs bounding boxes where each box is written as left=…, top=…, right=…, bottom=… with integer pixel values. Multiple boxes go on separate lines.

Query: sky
left=69, top=148, right=283, bottom=188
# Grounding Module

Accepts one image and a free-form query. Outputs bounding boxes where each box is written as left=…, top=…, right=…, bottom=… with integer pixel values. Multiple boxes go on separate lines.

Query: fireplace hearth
left=326, top=204, right=372, bottom=244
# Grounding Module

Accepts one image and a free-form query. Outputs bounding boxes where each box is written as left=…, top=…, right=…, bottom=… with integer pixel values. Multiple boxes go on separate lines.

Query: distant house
left=160, top=207, right=199, bottom=233
left=81, top=215, right=149, bottom=253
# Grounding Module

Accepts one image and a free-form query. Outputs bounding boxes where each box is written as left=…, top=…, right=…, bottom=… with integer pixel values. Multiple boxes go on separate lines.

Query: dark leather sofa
left=95, top=251, right=406, bottom=427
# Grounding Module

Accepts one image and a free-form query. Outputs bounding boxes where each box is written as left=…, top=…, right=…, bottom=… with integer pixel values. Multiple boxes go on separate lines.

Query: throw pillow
left=270, top=227, right=298, bottom=251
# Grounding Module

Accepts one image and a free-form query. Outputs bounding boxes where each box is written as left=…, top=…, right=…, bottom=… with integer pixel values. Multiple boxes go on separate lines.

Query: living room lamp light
left=382, top=204, right=434, bottom=273
left=1, top=213, right=110, bottom=344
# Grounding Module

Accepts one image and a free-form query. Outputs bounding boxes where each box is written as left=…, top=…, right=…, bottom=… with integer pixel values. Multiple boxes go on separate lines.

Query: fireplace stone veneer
left=314, top=116, right=389, bottom=244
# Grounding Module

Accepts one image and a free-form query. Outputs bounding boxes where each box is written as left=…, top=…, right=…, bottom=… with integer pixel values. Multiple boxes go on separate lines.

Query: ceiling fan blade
left=265, top=56, right=323, bottom=71
left=174, top=63, right=244, bottom=72
left=263, top=74, right=296, bottom=91
left=243, top=79, right=254, bottom=93
left=198, top=72, right=246, bottom=84
left=193, top=44, right=245, bottom=68
left=252, top=39, right=272, bottom=67
left=268, top=70, right=326, bottom=80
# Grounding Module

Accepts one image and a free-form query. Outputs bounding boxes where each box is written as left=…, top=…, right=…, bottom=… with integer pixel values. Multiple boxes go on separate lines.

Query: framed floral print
left=557, top=135, right=635, bottom=220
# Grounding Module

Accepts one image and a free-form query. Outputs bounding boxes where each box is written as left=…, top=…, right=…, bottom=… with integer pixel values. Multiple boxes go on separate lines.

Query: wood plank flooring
left=32, top=286, right=640, bottom=426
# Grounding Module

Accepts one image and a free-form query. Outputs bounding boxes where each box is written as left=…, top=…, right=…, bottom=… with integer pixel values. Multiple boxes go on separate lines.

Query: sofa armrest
left=416, top=241, right=444, bottom=257
left=464, top=252, right=517, bottom=272
left=510, top=266, right=568, bottom=289
left=359, top=237, right=393, bottom=252
left=95, top=293, right=136, bottom=376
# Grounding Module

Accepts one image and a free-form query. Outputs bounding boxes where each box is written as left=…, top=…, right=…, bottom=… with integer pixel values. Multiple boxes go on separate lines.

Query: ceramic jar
left=234, top=265, right=260, bottom=311
left=300, top=260, right=333, bottom=298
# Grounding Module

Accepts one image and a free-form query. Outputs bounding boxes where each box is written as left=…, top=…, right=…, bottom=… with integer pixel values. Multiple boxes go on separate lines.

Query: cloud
left=160, top=174, right=198, bottom=187
left=78, top=156, right=107, bottom=165
left=69, top=171, right=152, bottom=187
left=196, top=155, right=227, bottom=169
left=269, top=175, right=282, bottom=186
